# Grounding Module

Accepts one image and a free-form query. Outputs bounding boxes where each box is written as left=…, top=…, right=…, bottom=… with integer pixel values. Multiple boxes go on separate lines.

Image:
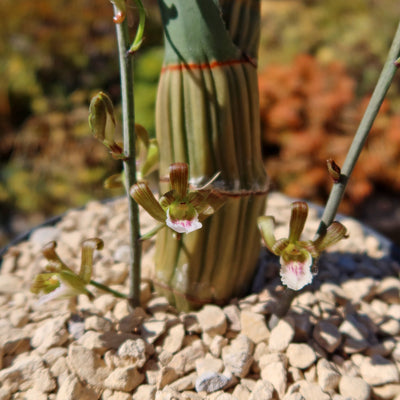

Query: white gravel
left=0, top=192, right=399, bottom=399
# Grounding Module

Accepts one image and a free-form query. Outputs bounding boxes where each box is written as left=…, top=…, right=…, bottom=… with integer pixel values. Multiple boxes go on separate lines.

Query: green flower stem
left=89, top=280, right=128, bottom=299
left=114, top=7, right=142, bottom=308
left=317, top=21, right=400, bottom=237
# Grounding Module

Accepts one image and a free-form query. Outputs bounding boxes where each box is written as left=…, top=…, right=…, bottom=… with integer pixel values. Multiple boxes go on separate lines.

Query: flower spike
left=258, top=202, right=348, bottom=291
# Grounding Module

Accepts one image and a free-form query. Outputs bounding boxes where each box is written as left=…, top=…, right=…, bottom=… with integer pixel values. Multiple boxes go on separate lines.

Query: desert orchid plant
left=30, top=0, right=400, bottom=315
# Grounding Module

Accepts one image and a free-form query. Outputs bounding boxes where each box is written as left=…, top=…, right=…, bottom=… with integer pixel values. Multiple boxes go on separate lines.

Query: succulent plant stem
left=114, top=6, right=142, bottom=308
left=317, top=21, right=400, bottom=237
left=154, top=0, right=268, bottom=310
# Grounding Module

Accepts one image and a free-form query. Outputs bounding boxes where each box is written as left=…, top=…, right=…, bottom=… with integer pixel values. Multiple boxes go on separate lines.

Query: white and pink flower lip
left=258, top=201, right=348, bottom=291
left=280, top=253, right=313, bottom=291
left=166, top=209, right=202, bottom=234
left=130, top=163, right=225, bottom=237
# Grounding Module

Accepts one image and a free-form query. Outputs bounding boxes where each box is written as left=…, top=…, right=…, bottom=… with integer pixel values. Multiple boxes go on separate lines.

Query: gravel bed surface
left=0, top=192, right=399, bottom=400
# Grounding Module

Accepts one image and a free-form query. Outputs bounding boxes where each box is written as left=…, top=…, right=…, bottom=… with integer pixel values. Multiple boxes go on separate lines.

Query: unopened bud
left=327, top=159, right=341, bottom=183
left=89, top=92, right=115, bottom=140
left=89, top=92, right=125, bottom=158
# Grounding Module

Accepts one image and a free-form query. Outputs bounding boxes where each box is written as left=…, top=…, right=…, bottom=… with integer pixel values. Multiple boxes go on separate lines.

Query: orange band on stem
left=161, top=58, right=253, bottom=73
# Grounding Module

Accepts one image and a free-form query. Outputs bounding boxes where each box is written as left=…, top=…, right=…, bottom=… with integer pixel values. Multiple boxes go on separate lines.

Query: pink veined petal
left=166, top=209, right=202, bottom=234
left=279, top=253, right=313, bottom=291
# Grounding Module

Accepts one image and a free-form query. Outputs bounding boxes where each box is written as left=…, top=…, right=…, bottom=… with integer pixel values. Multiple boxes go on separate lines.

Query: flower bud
left=89, top=92, right=124, bottom=158
left=327, top=159, right=341, bottom=183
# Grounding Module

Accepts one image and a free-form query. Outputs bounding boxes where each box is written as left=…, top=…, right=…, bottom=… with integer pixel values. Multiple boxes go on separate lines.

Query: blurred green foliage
left=0, top=0, right=163, bottom=245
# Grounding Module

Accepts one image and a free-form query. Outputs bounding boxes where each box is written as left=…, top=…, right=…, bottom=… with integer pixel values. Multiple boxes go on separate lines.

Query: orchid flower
left=130, top=163, right=225, bottom=236
left=31, top=239, right=103, bottom=304
left=258, top=201, right=348, bottom=291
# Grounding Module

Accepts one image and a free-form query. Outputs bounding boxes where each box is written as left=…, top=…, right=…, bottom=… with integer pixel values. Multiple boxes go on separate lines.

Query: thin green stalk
left=128, top=0, right=146, bottom=53
left=114, top=7, right=142, bottom=308
left=90, top=279, right=128, bottom=299
left=317, top=21, right=400, bottom=236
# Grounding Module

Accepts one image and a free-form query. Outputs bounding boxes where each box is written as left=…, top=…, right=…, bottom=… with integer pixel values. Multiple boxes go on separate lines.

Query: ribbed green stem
left=114, top=8, right=142, bottom=308
left=317, top=21, right=400, bottom=236
left=154, top=0, right=267, bottom=311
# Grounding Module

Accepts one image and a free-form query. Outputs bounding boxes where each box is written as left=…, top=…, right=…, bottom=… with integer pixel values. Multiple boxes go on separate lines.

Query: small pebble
left=197, top=305, right=227, bottom=336
left=268, top=317, right=295, bottom=352
left=339, top=376, right=371, bottom=400
left=286, top=343, right=316, bottom=369
left=313, top=320, right=342, bottom=353
left=359, top=354, right=400, bottom=386
left=195, top=371, right=230, bottom=393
